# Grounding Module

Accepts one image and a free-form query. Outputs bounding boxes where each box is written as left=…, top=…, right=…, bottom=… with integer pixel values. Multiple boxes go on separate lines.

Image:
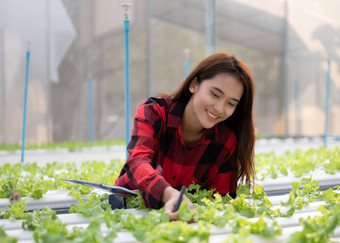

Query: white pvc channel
left=2, top=210, right=340, bottom=243
left=1, top=192, right=339, bottom=243
left=0, top=138, right=339, bottom=164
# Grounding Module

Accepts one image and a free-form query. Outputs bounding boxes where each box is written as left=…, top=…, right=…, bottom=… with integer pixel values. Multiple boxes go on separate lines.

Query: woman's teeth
left=207, top=110, right=218, bottom=119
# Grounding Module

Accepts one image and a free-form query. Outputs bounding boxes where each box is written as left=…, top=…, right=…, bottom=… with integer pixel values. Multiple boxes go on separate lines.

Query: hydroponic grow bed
left=0, top=140, right=339, bottom=242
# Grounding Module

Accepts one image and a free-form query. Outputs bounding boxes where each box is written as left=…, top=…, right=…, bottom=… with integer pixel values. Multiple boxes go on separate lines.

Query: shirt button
left=172, top=176, right=176, bottom=180
left=180, top=150, right=184, bottom=154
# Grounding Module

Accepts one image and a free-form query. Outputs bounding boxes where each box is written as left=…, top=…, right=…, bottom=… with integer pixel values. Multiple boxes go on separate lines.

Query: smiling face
left=184, top=73, right=244, bottom=133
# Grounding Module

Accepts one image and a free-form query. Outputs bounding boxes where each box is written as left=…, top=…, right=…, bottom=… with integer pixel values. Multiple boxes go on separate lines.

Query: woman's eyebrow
left=212, top=86, right=224, bottom=94
left=212, top=87, right=240, bottom=102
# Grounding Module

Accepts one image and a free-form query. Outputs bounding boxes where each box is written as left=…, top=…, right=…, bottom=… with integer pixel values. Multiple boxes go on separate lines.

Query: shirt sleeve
left=122, top=98, right=171, bottom=209
left=208, top=132, right=238, bottom=198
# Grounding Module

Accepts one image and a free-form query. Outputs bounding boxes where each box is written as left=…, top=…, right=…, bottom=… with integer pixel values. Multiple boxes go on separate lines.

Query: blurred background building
left=0, top=0, right=339, bottom=145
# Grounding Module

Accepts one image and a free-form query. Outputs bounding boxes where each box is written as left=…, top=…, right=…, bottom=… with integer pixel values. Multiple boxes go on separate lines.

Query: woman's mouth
left=207, top=110, right=218, bottom=120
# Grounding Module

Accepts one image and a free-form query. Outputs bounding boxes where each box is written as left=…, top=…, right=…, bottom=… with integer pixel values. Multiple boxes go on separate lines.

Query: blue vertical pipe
left=21, top=46, right=31, bottom=163
left=124, top=19, right=130, bottom=157
left=184, top=58, right=190, bottom=78
left=323, top=59, right=331, bottom=147
left=294, top=79, right=300, bottom=136
left=88, top=80, right=94, bottom=144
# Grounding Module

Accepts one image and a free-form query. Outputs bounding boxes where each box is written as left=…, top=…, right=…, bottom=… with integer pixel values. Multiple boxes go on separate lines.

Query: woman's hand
left=161, top=186, right=195, bottom=221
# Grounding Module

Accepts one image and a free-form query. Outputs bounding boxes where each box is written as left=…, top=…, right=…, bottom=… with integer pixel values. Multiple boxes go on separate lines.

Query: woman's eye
left=228, top=102, right=235, bottom=107
left=211, top=91, right=219, bottom=98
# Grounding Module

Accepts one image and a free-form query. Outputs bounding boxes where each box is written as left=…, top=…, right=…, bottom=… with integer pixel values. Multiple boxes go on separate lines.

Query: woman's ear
left=189, top=78, right=198, bottom=93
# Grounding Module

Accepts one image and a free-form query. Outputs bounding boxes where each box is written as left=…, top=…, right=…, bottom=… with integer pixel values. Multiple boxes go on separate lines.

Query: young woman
left=114, top=52, right=255, bottom=220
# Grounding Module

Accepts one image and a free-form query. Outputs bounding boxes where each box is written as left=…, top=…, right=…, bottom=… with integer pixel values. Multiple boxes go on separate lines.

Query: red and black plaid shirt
left=115, top=97, right=239, bottom=209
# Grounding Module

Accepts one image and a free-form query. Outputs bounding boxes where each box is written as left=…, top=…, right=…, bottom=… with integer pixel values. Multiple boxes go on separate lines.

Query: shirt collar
left=166, top=100, right=186, bottom=128
left=204, top=125, right=219, bottom=142
left=166, top=100, right=219, bottom=142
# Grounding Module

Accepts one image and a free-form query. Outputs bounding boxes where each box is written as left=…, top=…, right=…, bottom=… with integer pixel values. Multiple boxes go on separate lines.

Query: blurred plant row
left=0, top=139, right=125, bottom=152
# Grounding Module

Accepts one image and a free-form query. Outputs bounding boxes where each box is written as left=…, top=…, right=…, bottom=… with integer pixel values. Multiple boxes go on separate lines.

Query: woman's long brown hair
left=161, top=52, right=255, bottom=184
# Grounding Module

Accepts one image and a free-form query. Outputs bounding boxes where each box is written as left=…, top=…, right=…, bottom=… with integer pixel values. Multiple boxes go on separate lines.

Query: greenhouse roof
left=152, top=0, right=306, bottom=56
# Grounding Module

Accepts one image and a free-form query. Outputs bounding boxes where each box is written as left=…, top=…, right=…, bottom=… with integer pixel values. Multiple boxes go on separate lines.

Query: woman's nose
left=214, top=101, right=225, bottom=116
